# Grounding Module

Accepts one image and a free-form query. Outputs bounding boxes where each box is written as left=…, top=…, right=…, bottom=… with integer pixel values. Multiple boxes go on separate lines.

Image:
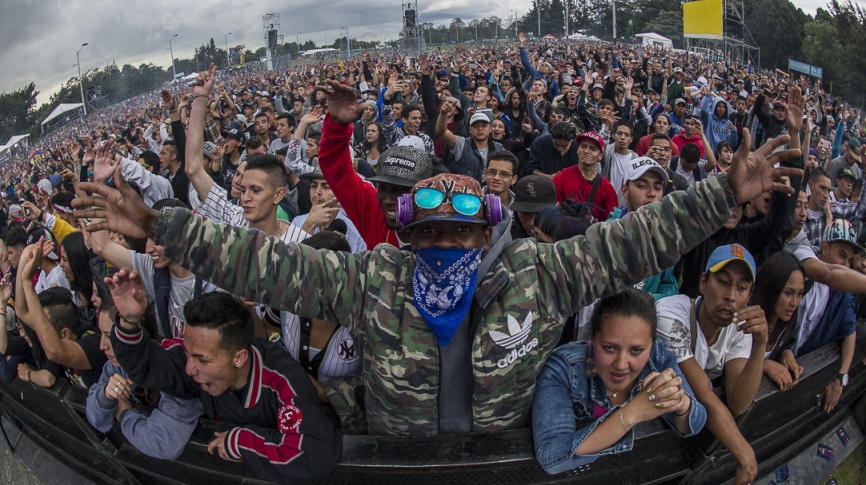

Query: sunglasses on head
left=415, top=188, right=481, bottom=216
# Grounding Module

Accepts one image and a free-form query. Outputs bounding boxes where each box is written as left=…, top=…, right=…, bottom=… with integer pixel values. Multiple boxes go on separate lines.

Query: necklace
left=609, top=391, right=618, bottom=398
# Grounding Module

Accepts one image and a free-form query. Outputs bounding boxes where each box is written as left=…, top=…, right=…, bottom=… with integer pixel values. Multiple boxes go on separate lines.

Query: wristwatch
left=836, top=373, right=849, bottom=387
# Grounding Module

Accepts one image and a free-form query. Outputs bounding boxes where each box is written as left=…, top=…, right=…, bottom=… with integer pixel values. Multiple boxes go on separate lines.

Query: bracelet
left=618, top=411, right=628, bottom=433
left=26, top=368, right=32, bottom=382
left=675, top=398, right=693, bottom=417
left=120, top=315, right=143, bottom=327
left=0, top=310, right=6, bottom=317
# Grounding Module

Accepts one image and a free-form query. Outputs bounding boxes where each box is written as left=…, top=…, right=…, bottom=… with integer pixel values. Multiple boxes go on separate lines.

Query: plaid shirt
left=805, top=182, right=866, bottom=248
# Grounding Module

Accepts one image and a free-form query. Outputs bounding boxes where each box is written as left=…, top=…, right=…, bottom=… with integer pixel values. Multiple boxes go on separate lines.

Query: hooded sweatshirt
left=701, top=96, right=738, bottom=153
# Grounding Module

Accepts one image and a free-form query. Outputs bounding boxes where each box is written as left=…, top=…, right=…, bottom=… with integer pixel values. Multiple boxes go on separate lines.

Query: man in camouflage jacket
left=74, top=80, right=801, bottom=438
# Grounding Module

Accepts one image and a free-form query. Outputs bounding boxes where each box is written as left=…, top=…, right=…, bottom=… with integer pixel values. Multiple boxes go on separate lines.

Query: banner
left=683, top=0, right=723, bottom=40
left=788, top=59, right=823, bottom=78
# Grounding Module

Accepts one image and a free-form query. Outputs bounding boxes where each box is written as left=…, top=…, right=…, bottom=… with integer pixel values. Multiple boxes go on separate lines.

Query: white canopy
left=4, top=134, right=29, bottom=147
left=41, top=103, right=84, bottom=127
left=567, top=33, right=601, bottom=42
left=635, top=32, right=673, bottom=50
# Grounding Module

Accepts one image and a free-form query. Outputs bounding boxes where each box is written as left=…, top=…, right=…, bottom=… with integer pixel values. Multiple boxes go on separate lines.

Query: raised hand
left=727, top=129, right=802, bottom=204
left=192, top=63, right=217, bottom=98
left=301, top=105, right=323, bottom=125
left=0, top=273, right=12, bottom=304
left=784, top=86, right=804, bottom=136
left=105, top=268, right=149, bottom=321
left=93, top=140, right=118, bottom=184
left=73, top=165, right=159, bottom=240
left=161, top=90, right=177, bottom=111
left=314, top=80, right=366, bottom=125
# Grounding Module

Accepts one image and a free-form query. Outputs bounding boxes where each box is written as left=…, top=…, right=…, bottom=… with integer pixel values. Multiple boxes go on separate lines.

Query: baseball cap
left=674, top=98, right=687, bottom=106
left=203, top=141, right=218, bottom=160
left=469, top=113, right=491, bottom=126
left=37, top=179, right=53, bottom=195
left=623, top=157, right=668, bottom=186
left=49, top=173, right=63, bottom=188
left=848, top=138, right=862, bottom=161
left=8, top=205, right=23, bottom=220
left=300, top=168, right=326, bottom=182
left=399, top=174, right=489, bottom=232
left=397, top=136, right=426, bottom=152
left=705, top=244, right=757, bottom=281
left=823, top=219, right=865, bottom=253
left=837, top=167, right=856, bottom=181
left=221, top=121, right=245, bottom=142
left=575, top=131, right=605, bottom=152
left=367, top=145, right=433, bottom=187
left=236, top=114, right=252, bottom=127
left=673, top=67, right=683, bottom=73
left=510, top=175, right=557, bottom=213
left=26, top=226, right=58, bottom=260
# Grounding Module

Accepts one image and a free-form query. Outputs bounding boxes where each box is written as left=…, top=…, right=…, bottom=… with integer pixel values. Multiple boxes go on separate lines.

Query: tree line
left=1, top=0, right=864, bottom=143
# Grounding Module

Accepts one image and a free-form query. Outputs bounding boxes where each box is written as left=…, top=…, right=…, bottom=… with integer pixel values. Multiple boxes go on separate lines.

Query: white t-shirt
left=611, top=151, right=635, bottom=201
left=656, top=295, right=753, bottom=380
left=792, top=245, right=829, bottom=353
left=675, top=159, right=708, bottom=185
left=36, top=265, right=72, bottom=296
left=130, top=251, right=196, bottom=339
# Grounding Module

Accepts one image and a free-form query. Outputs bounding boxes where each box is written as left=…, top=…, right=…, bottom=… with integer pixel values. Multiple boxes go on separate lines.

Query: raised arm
left=435, top=100, right=459, bottom=149
left=185, top=64, right=218, bottom=203
left=15, top=244, right=91, bottom=370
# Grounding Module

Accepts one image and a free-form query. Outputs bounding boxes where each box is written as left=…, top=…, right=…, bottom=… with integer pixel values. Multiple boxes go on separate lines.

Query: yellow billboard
left=683, top=0, right=724, bottom=39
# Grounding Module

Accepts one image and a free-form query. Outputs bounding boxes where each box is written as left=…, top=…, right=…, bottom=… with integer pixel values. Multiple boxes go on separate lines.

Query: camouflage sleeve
left=154, top=208, right=369, bottom=334
left=536, top=174, right=733, bottom=314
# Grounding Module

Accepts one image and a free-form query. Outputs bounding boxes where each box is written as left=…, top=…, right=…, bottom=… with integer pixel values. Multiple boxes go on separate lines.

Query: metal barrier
left=0, top=342, right=862, bottom=485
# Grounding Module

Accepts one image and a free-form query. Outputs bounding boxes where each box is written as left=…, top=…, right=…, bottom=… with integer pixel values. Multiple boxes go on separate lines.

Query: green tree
left=743, top=0, right=808, bottom=69
left=802, top=22, right=843, bottom=87
left=0, top=83, right=39, bottom=141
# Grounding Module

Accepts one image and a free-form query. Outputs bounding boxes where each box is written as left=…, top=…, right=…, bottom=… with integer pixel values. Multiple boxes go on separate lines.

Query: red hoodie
left=318, top=115, right=399, bottom=249
left=670, top=132, right=705, bottom=158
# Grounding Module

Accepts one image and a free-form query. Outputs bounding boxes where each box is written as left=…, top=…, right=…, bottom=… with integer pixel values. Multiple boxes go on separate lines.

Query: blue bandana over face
left=412, top=247, right=483, bottom=346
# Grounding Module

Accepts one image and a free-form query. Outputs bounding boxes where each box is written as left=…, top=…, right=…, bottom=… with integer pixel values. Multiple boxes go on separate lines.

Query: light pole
left=612, top=0, right=617, bottom=39
left=326, top=32, right=329, bottom=46
left=76, top=43, right=88, bottom=116
left=169, top=34, right=178, bottom=80
left=224, top=32, right=232, bottom=67
left=511, top=10, right=517, bottom=39
left=297, top=32, right=302, bottom=55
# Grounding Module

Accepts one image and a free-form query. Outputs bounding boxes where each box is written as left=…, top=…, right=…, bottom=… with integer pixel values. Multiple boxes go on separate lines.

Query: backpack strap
left=587, top=174, right=603, bottom=206
left=689, top=298, right=699, bottom=356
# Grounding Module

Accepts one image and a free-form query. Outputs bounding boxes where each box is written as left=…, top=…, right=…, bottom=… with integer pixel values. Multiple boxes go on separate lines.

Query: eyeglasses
left=415, top=188, right=482, bottom=216
left=484, top=169, right=513, bottom=179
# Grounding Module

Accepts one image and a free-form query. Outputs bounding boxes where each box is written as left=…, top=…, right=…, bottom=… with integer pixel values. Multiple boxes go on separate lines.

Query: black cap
left=510, top=175, right=557, bottom=213
left=367, top=146, right=433, bottom=187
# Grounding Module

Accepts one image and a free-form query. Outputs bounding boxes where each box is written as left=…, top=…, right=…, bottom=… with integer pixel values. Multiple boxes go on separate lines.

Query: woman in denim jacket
left=533, top=288, right=707, bottom=474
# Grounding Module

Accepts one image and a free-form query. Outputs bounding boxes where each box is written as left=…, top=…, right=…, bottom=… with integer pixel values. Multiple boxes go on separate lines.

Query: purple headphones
left=396, top=193, right=503, bottom=227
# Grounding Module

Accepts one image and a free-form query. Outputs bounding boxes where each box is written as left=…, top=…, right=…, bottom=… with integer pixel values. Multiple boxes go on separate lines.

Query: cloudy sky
left=0, top=0, right=854, bottom=106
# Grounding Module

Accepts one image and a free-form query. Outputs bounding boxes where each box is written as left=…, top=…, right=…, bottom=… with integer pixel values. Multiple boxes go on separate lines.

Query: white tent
left=41, top=103, right=84, bottom=128
left=4, top=134, right=30, bottom=147
left=567, top=33, right=601, bottom=42
left=635, top=32, right=673, bottom=50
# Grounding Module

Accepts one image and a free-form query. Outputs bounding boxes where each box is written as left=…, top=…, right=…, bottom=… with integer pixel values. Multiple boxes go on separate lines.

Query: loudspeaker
left=268, top=30, right=278, bottom=50
left=404, top=9, right=416, bottom=30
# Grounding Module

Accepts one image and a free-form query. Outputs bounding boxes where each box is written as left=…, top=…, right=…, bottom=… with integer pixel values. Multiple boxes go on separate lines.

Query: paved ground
left=0, top=435, right=45, bottom=485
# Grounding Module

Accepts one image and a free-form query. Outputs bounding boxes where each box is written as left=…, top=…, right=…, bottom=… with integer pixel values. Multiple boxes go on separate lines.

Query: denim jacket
left=532, top=338, right=707, bottom=474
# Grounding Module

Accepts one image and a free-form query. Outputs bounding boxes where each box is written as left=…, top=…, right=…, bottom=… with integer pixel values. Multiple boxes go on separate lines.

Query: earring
left=584, top=340, right=597, bottom=379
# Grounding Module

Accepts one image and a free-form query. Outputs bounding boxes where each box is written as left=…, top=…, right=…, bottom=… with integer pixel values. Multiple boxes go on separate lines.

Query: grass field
left=819, top=441, right=865, bottom=485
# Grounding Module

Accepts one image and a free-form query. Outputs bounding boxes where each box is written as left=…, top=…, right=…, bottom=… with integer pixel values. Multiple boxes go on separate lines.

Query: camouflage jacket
left=155, top=174, right=735, bottom=436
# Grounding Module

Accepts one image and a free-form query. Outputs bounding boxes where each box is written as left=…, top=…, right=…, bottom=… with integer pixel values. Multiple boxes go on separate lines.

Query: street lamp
left=169, top=34, right=178, bottom=80
left=297, top=32, right=302, bottom=55
left=77, top=43, right=88, bottom=116
left=510, top=10, right=517, bottom=39
left=224, top=33, right=232, bottom=67
left=326, top=32, right=330, bottom=46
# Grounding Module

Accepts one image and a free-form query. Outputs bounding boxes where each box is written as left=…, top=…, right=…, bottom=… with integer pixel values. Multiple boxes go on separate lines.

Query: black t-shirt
left=63, top=329, right=107, bottom=388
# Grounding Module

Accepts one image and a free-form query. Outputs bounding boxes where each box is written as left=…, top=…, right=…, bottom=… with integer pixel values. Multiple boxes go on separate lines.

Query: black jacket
left=111, top=326, right=342, bottom=483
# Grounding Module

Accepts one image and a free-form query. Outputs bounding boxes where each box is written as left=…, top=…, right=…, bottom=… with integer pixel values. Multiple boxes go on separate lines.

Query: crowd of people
left=0, top=34, right=865, bottom=484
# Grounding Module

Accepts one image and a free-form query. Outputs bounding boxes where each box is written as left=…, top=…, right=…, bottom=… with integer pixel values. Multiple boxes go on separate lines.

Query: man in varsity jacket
left=106, top=276, right=341, bottom=482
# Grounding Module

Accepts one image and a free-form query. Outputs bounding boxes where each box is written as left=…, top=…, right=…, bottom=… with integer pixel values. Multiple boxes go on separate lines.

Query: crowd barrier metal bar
left=0, top=341, right=862, bottom=485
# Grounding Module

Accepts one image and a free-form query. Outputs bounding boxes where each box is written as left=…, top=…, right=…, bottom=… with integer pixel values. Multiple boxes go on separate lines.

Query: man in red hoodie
left=672, top=115, right=706, bottom=158
left=318, top=85, right=433, bottom=249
